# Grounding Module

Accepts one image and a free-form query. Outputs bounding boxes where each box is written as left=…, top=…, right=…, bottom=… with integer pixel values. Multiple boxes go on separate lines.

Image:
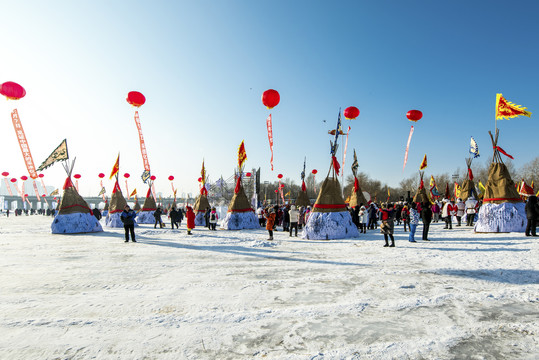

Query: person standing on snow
left=525, top=195, right=539, bottom=236
left=153, top=207, right=164, bottom=228
left=379, top=203, right=396, bottom=247
left=465, top=196, right=478, bottom=226
left=120, top=205, right=137, bottom=243
left=169, top=207, right=180, bottom=229
left=421, top=202, right=432, bottom=241
left=289, top=205, right=299, bottom=237
left=455, top=198, right=465, bottom=226
left=431, top=201, right=441, bottom=223
left=265, top=208, right=276, bottom=240
left=441, top=199, right=454, bottom=229
left=408, top=202, right=420, bottom=243
left=209, top=207, right=218, bottom=230
left=185, top=205, right=196, bottom=235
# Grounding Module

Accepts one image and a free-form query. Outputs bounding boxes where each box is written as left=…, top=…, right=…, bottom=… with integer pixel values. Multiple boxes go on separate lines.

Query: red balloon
left=277, top=174, right=283, bottom=179
left=20, top=176, right=28, bottom=181
left=74, top=174, right=81, bottom=179
left=24, top=194, right=28, bottom=197
left=98, top=173, right=105, bottom=178
left=245, top=172, right=252, bottom=177
left=38, top=173, right=44, bottom=178
left=0, top=81, right=26, bottom=100
left=54, top=197, right=57, bottom=200
left=262, top=89, right=280, bottom=109
left=1, top=172, right=9, bottom=177
left=312, top=169, right=318, bottom=175
left=198, top=177, right=202, bottom=182
left=126, top=91, right=146, bottom=107
left=168, top=175, right=174, bottom=181
left=10, top=178, right=16, bottom=183
left=406, top=110, right=423, bottom=122
left=124, top=173, right=130, bottom=178
left=150, top=175, right=156, bottom=181
left=344, top=106, right=360, bottom=120
left=42, top=194, right=46, bottom=197
left=274, top=189, right=278, bottom=193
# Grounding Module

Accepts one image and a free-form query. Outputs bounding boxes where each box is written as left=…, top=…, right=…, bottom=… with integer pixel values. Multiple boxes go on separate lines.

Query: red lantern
left=0, top=81, right=26, bottom=100
left=168, top=175, right=174, bottom=181
left=126, top=91, right=146, bottom=107
left=124, top=173, right=130, bottom=179
left=38, top=173, right=44, bottom=178
left=98, top=173, right=105, bottom=178
left=150, top=175, right=156, bottom=181
left=262, top=89, right=280, bottom=109
left=312, top=169, right=318, bottom=175
left=406, top=110, right=423, bottom=122
left=277, top=174, right=283, bottom=179
left=245, top=172, right=252, bottom=177
left=20, top=176, right=28, bottom=181
left=74, top=174, right=81, bottom=179
left=42, top=194, right=46, bottom=197
left=10, top=178, right=16, bottom=183
left=1, top=172, right=9, bottom=177
left=344, top=106, right=360, bottom=120
left=198, top=177, right=202, bottom=182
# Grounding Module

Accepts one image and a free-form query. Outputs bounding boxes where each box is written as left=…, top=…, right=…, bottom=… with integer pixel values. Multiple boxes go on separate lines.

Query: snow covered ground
left=0, top=216, right=537, bottom=359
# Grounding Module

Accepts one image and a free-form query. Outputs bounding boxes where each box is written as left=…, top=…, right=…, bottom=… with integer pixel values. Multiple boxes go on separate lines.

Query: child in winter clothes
left=358, top=206, right=367, bottom=233
left=209, top=207, right=218, bottom=230
left=455, top=198, right=466, bottom=226
left=408, top=202, right=420, bottom=242
left=265, top=208, right=276, bottom=240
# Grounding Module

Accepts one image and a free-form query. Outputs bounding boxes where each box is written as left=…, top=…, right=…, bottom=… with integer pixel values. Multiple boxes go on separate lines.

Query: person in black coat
left=525, top=195, right=539, bottom=236
left=420, top=202, right=432, bottom=241
left=204, top=207, right=211, bottom=229
left=120, top=205, right=137, bottom=242
left=169, top=207, right=180, bottom=229
left=153, top=207, right=163, bottom=228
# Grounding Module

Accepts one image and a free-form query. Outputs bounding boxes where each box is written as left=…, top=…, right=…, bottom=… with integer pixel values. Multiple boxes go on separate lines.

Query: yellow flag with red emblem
left=419, top=154, right=427, bottom=170
left=495, top=94, right=532, bottom=120
left=109, top=154, right=120, bottom=180
left=238, top=141, right=247, bottom=169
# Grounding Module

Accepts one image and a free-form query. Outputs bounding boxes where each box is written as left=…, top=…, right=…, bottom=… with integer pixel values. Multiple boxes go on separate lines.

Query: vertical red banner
left=11, top=109, right=38, bottom=179
left=402, top=125, right=414, bottom=172
left=32, top=180, right=40, bottom=200
left=4, top=178, right=13, bottom=196
left=266, top=114, right=274, bottom=171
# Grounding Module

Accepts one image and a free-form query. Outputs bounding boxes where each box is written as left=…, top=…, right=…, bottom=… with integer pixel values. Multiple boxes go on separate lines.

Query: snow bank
left=474, top=202, right=526, bottom=233
left=302, top=211, right=360, bottom=240
left=220, top=211, right=258, bottom=230
left=51, top=213, right=103, bottom=234
left=105, top=212, right=124, bottom=228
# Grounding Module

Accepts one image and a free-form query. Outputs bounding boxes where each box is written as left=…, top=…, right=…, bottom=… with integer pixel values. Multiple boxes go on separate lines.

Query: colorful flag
left=351, top=149, right=359, bottom=175
left=98, top=187, right=106, bottom=196
left=50, top=188, right=59, bottom=196
left=201, top=160, right=206, bottom=185
left=495, top=93, right=532, bottom=120
left=478, top=180, right=486, bottom=195
left=266, top=115, right=274, bottom=171
left=37, top=139, right=69, bottom=171
left=129, top=188, right=137, bottom=198
left=429, top=175, right=435, bottom=188
left=419, top=154, right=427, bottom=170
left=454, top=182, right=461, bottom=199
left=331, top=110, right=342, bottom=156
left=238, top=141, right=247, bottom=170
left=109, top=154, right=119, bottom=180
left=402, top=125, right=414, bottom=171
left=469, top=137, right=480, bottom=158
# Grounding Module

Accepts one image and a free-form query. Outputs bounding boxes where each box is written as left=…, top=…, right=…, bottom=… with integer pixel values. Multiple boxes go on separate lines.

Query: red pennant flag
left=495, top=146, right=514, bottom=159
left=354, top=177, right=359, bottom=192
left=301, top=180, right=306, bottom=192
left=234, top=176, right=241, bottom=194
left=332, top=156, right=341, bottom=176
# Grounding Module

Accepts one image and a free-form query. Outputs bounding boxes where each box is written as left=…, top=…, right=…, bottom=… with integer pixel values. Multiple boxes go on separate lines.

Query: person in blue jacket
left=120, top=205, right=137, bottom=243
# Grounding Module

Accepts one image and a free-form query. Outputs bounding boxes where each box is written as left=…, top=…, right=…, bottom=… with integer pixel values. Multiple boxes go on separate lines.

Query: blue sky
left=1, top=0, right=538, bottom=197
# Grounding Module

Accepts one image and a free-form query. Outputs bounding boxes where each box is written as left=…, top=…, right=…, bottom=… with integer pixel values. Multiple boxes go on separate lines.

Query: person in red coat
left=185, top=205, right=196, bottom=235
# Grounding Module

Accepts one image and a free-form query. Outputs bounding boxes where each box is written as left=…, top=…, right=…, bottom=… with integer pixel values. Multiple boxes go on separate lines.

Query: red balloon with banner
left=403, top=109, right=423, bottom=172
left=277, top=174, right=283, bottom=179
left=0, top=81, right=26, bottom=100
left=10, top=178, right=16, bottom=183
left=2, top=172, right=9, bottom=177
left=344, top=106, right=360, bottom=120
left=126, top=91, right=146, bottom=107
left=262, top=89, right=280, bottom=109
left=98, top=173, right=105, bottom=178
left=127, top=91, right=152, bottom=183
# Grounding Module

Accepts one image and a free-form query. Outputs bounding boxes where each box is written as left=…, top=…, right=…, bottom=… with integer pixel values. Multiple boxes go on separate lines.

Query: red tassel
left=495, top=146, right=514, bottom=159
left=63, top=177, right=74, bottom=190
left=420, top=178, right=424, bottom=189
left=301, top=180, right=306, bottom=192
left=332, top=156, right=340, bottom=176
left=468, top=168, right=474, bottom=180
left=200, top=187, right=208, bottom=196
left=354, top=177, right=359, bottom=192
left=234, top=176, right=241, bottom=194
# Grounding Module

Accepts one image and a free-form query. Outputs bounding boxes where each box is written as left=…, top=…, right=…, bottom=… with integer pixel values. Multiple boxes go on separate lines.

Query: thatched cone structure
left=133, top=197, right=141, bottom=212
left=51, top=177, right=103, bottom=234
left=105, top=180, right=128, bottom=227
left=136, top=186, right=157, bottom=224
left=413, top=172, right=432, bottom=204
left=475, top=129, right=525, bottom=232
left=460, top=158, right=477, bottom=201
left=302, top=175, right=359, bottom=240
left=221, top=179, right=258, bottom=230
left=295, top=180, right=311, bottom=208
left=349, top=177, right=367, bottom=208
left=194, top=193, right=211, bottom=226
